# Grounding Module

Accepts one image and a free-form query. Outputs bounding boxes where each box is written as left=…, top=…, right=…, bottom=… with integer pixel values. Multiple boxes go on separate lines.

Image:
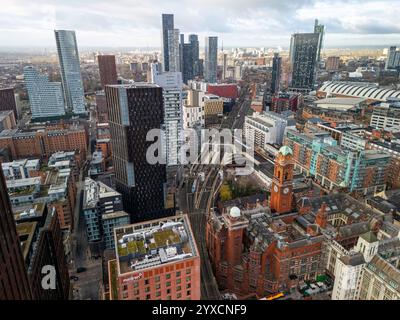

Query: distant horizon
left=0, top=44, right=394, bottom=53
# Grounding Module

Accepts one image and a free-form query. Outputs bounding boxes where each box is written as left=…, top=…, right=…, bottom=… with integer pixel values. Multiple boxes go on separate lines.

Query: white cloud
left=0, top=0, right=398, bottom=48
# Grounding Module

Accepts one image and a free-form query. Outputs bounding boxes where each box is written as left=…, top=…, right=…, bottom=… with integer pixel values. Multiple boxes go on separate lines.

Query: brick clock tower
left=270, top=146, right=294, bottom=214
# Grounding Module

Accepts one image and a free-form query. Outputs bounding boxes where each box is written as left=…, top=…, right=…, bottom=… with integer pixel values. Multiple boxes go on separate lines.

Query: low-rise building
left=2, top=159, right=40, bottom=180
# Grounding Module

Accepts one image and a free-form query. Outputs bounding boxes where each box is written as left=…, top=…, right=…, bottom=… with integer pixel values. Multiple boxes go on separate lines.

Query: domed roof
left=278, top=146, right=293, bottom=156
left=229, top=206, right=241, bottom=218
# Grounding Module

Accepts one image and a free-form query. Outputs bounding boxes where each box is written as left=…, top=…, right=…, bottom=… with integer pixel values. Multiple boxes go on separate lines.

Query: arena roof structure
left=318, top=81, right=400, bottom=102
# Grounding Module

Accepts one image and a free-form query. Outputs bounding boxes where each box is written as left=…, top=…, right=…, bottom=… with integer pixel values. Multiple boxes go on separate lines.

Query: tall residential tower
left=289, top=32, right=320, bottom=91
left=54, top=30, right=86, bottom=114
left=161, top=14, right=174, bottom=72
left=204, top=36, right=218, bottom=83
left=105, top=83, right=172, bottom=222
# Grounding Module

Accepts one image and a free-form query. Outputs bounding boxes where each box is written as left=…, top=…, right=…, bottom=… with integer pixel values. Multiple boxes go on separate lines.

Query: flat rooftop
left=107, top=83, right=159, bottom=89
left=115, top=215, right=198, bottom=275
left=13, top=202, right=46, bottom=221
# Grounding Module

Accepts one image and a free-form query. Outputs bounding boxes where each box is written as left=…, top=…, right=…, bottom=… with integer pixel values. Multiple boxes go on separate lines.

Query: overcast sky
left=0, top=0, right=399, bottom=49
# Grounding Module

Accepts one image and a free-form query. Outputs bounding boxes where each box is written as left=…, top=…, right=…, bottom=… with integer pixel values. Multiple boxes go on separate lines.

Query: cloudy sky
left=0, top=0, right=399, bottom=49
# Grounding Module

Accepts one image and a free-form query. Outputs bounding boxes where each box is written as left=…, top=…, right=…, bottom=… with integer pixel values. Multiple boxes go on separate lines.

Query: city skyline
left=0, top=0, right=399, bottom=49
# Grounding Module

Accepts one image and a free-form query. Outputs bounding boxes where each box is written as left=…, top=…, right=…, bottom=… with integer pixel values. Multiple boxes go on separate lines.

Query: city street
left=176, top=85, right=251, bottom=299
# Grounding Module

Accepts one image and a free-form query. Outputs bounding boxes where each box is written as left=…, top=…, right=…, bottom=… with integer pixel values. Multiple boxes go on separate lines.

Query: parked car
left=76, top=267, right=87, bottom=273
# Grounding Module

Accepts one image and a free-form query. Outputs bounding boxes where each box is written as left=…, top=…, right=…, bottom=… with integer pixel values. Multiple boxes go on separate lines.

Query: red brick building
left=0, top=127, right=87, bottom=160
left=108, top=215, right=201, bottom=300
left=207, top=84, right=239, bottom=99
left=98, top=55, right=118, bottom=89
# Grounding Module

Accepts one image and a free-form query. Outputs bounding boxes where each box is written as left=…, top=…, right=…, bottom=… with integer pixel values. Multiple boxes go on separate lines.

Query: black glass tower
left=161, top=14, right=174, bottom=72
left=105, top=83, right=173, bottom=222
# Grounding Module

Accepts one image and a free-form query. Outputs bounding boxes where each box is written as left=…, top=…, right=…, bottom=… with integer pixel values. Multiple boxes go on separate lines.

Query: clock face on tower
left=274, top=185, right=278, bottom=193
left=283, top=187, right=289, bottom=194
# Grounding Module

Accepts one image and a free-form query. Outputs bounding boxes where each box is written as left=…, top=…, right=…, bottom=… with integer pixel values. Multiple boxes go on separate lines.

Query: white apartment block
left=24, top=66, right=66, bottom=119
left=244, top=111, right=295, bottom=148
left=370, top=101, right=400, bottom=130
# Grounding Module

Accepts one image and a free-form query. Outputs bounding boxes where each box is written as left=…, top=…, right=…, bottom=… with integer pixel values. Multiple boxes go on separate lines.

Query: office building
left=167, top=29, right=180, bottom=72
left=24, top=66, right=66, bottom=119
left=244, top=111, right=296, bottom=148
left=203, top=94, right=223, bottom=116
left=370, top=98, right=400, bottom=130
left=153, top=72, right=183, bottom=166
left=0, top=87, right=18, bottom=119
left=385, top=46, right=400, bottom=70
left=105, top=83, right=171, bottom=222
left=108, top=214, right=200, bottom=300
left=54, top=30, right=86, bottom=114
left=98, top=55, right=118, bottom=88
left=271, top=53, right=281, bottom=95
left=289, top=32, right=320, bottom=91
left=161, top=14, right=174, bottom=72
left=0, top=169, right=32, bottom=299
left=204, top=36, right=218, bottom=83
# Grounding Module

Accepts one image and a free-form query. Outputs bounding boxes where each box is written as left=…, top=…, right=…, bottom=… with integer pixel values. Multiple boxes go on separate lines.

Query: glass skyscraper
left=289, top=32, right=319, bottom=90
left=24, top=66, right=66, bottom=119
left=189, top=34, right=200, bottom=76
left=54, top=30, right=86, bottom=115
left=161, top=14, right=174, bottom=72
left=167, top=29, right=180, bottom=72
left=205, top=36, right=218, bottom=83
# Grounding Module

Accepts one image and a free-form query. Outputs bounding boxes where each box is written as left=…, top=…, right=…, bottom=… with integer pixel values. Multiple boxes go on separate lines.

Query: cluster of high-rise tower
left=161, top=13, right=218, bottom=83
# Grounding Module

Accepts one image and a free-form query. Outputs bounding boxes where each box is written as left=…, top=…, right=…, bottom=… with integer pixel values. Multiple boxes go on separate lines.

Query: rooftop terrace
left=115, top=215, right=198, bottom=275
